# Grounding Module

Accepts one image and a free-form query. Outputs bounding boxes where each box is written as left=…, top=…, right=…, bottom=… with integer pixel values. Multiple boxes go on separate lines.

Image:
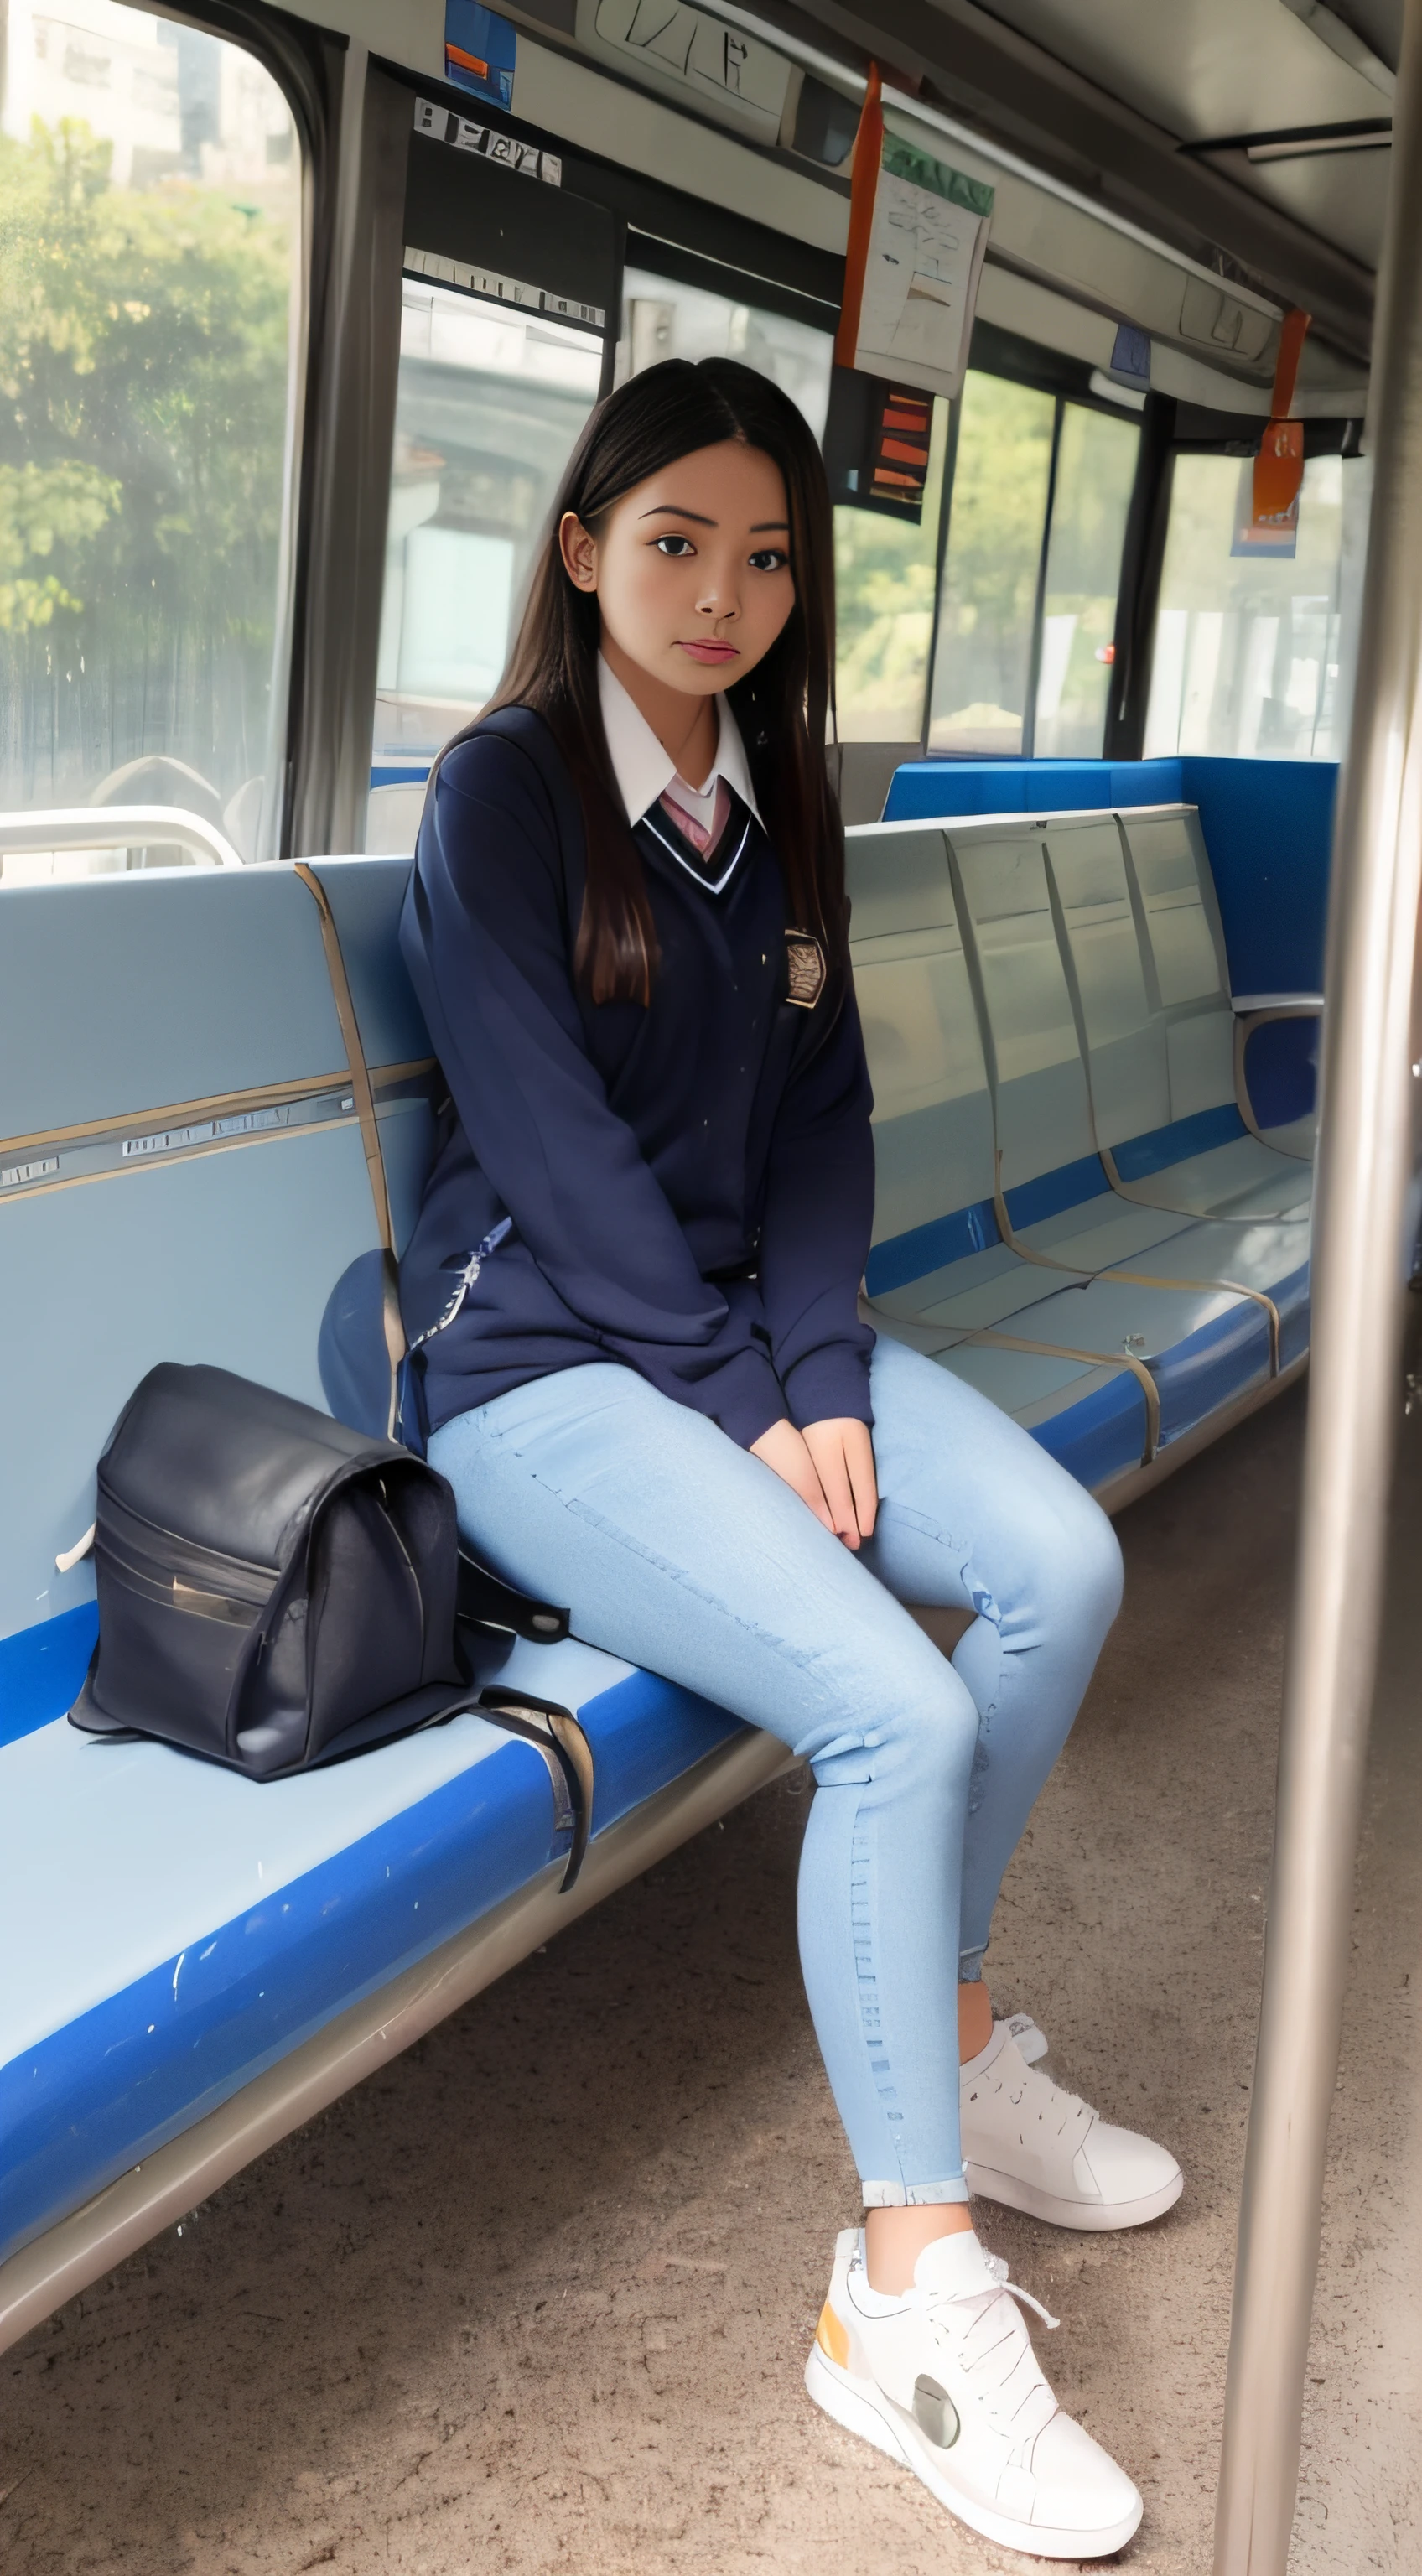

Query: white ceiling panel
left=1217, top=134, right=1393, bottom=267
left=966, top=0, right=1388, bottom=141
left=949, top=0, right=1393, bottom=280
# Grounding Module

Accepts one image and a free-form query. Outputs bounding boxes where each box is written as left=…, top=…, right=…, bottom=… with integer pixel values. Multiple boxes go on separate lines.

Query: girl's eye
left=654, top=533, right=696, bottom=557
left=748, top=547, right=790, bottom=573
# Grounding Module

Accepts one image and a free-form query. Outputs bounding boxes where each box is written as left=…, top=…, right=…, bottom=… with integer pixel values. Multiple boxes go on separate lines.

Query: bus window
left=929, top=377, right=1139, bottom=760
left=615, top=264, right=833, bottom=439
left=927, top=372, right=1056, bottom=755
left=833, top=397, right=951, bottom=744
left=371, top=280, right=602, bottom=791
left=1144, top=450, right=1365, bottom=761
left=1033, top=402, right=1139, bottom=757
left=0, top=0, right=302, bottom=870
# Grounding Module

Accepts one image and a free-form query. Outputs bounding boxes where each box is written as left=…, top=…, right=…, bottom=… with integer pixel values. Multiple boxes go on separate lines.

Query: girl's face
left=558, top=438, right=796, bottom=699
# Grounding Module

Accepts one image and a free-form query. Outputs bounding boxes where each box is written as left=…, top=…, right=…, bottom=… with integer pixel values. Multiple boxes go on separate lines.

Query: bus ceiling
left=389, top=0, right=1382, bottom=382
left=142, top=0, right=1371, bottom=399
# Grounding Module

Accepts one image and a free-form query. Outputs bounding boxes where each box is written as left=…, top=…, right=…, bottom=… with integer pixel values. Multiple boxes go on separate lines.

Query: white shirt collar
left=598, top=653, right=762, bottom=831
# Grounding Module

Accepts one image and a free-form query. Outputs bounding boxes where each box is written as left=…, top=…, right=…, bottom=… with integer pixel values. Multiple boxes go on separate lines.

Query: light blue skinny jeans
left=429, top=1332, right=1123, bottom=2206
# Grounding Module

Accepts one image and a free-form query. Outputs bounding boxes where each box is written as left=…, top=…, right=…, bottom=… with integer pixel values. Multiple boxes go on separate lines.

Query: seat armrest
left=1231, top=992, right=1324, bottom=1015
left=1233, top=1000, right=1321, bottom=1156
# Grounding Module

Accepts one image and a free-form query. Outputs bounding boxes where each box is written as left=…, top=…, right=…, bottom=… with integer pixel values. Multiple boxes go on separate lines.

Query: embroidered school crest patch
left=785, top=929, right=827, bottom=1009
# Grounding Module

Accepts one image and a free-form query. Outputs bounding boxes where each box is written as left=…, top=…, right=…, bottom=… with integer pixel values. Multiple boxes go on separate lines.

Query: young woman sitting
left=398, top=356, right=1181, bottom=2560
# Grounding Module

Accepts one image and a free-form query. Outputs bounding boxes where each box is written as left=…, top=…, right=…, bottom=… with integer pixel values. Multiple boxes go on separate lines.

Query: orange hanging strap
left=1253, top=307, right=1311, bottom=522
left=1270, top=306, right=1312, bottom=419
left=834, top=64, right=884, bottom=372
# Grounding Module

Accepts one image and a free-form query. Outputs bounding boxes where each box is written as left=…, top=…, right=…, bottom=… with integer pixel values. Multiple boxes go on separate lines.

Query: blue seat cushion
left=868, top=1153, right=1299, bottom=1448
left=933, top=1342, right=1150, bottom=1489
left=0, top=1711, right=562, bottom=2267
left=0, top=1617, right=754, bottom=2272
left=1025, top=1368, right=1149, bottom=1487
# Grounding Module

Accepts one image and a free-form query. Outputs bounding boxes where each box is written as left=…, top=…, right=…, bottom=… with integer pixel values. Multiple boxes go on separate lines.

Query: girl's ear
left=558, top=511, right=599, bottom=592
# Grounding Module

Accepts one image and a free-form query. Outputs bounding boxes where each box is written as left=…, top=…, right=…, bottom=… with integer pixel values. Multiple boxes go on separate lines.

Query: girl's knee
left=803, top=1663, right=978, bottom=1803
left=1036, top=1484, right=1124, bottom=1643
left=1080, top=1494, right=1124, bottom=1622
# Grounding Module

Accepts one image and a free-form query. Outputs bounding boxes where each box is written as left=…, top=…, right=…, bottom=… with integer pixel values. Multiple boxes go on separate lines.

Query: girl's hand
left=801, top=1418, right=879, bottom=1550
left=750, top=1417, right=879, bottom=1550
left=750, top=1418, right=836, bottom=1534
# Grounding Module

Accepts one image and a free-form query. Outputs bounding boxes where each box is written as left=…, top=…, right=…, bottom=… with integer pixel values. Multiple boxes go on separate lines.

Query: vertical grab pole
left=1214, top=6, right=1422, bottom=2568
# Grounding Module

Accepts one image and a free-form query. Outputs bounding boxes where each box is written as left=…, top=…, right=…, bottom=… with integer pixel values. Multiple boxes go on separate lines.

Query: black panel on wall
left=379, top=59, right=843, bottom=318
left=403, top=129, right=619, bottom=320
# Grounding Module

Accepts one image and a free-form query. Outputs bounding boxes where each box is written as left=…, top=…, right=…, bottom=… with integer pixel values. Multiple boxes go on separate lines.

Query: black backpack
left=70, top=1362, right=566, bottom=1782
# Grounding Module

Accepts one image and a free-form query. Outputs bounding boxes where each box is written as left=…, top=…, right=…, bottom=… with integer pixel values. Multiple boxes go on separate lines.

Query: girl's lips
left=678, top=640, right=740, bottom=664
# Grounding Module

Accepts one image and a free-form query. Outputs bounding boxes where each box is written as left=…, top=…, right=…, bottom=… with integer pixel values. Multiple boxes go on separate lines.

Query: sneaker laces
left=918, top=2253, right=1060, bottom=2444
left=980, top=2251, right=1060, bottom=2331
left=969, top=2040, right=1096, bottom=2155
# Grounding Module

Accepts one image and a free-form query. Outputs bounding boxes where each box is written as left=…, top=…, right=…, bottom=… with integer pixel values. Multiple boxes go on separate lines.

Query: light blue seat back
left=1118, top=807, right=1238, bottom=1128
left=1044, top=813, right=1171, bottom=1146
left=845, top=826, right=996, bottom=1246
left=0, top=863, right=429, bottom=1656
left=300, top=856, right=435, bottom=1255
left=946, top=818, right=1099, bottom=1196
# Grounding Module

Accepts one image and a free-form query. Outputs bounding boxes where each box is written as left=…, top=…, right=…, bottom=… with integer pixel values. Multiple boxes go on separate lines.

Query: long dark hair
left=482, top=356, right=843, bottom=1006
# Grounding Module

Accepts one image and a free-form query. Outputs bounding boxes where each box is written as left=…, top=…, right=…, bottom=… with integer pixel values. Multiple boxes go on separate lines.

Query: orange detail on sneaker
left=817, top=2299, right=850, bottom=2368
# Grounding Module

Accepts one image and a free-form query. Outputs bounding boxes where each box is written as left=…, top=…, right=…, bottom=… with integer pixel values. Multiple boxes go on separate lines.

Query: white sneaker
left=805, top=2225, right=1142, bottom=2558
left=961, top=2020, right=1183, bottom=2230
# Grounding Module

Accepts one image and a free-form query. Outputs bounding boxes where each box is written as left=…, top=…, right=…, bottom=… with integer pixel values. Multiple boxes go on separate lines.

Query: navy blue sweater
left=398, top=705, right=876, bottom=1448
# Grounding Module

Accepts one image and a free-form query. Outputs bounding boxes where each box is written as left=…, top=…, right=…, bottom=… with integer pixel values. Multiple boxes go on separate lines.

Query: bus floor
left=4, top=1370, right=1419, bottom=2576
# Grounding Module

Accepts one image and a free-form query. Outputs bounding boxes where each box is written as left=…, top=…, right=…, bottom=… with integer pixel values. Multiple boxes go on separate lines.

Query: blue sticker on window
left=444, top=0, right=516, bottom=110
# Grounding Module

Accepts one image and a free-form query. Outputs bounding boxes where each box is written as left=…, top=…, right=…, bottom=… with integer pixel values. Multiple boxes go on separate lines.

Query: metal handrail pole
left=0, top=807, right=244, bottom=870
left=1214, top=5, right=1422, bottom=2568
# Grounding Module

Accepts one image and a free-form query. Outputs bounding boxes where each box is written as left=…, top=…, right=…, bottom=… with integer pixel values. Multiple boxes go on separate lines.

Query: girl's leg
left=857, top=1338, right=1181, bottom=2241
left=857, top=1333, right=1125, bottom=1987
left=433, top=1361, right=1148, bottom=2555
left=429, top=1362, right=982, bottom=2215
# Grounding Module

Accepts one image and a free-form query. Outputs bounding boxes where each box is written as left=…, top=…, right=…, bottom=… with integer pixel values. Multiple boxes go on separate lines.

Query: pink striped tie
left=660, top=776, right=731, bottom=854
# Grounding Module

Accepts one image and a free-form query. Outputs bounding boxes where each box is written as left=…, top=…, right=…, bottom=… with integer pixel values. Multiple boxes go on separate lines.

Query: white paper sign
left=850, top=132, right=993, bottom=402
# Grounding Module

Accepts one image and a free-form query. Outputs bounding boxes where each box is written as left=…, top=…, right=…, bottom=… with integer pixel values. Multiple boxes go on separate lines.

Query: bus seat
left=0, top=795, right=1318, bottom=2288
left=0, top=1614, right=749, bottom=2275
left=942, top=813, right=1286, bottom=1441
left=1044, top=812, right=1311, bottom=1363
left=0, top=1701, right=565, bottom=2272
left=881, top=752, right=1330, bottom=1174
left=881, top=758, right=1187, bottom=825
left=0, top=860, right=759, bottom=2280
left=0, top=866, right=380, bottom=1660
left=844, top=824, right=1154, bottom=1479
left=1109, top=808, right=1316, bottom=1225
left=846, top=823, right=1148, bottom=1485
left=849, top=808, right=1307, bottom=1456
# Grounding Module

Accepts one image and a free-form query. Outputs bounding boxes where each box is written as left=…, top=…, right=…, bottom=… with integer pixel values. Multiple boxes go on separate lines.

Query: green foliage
left=0, top=116, right=293, bottom=642
left=932, top=371, right=1055, bottom=728
left=0, top=458, right=119, bottom=626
